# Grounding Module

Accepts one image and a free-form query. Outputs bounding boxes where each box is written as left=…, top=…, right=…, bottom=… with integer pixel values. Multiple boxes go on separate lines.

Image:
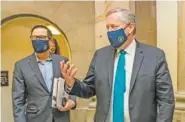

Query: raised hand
left=60, top=61, right=77, bottom=88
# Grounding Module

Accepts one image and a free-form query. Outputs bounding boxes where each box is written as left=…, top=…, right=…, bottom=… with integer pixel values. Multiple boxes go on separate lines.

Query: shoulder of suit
left=14, top=54, right=33, bottom=66
left=138, top=42, right=165, bottom=56
left=139, top=42, right=163, bottom=52
left=15, top=54, right=68, bottom=66
left=51, top=54, right=68, bottom=62
left=94, top=42, right=165, bottom=57
left=95, top=45, right=113, bottom=54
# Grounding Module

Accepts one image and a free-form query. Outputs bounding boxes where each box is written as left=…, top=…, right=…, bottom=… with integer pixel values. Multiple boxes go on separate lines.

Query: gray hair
left=106, top=8, right=136, bottom=34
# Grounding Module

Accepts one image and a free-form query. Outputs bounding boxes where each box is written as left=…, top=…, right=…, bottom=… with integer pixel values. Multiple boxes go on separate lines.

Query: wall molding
left=177, top=1, right=185, bottom=92
left=175, top=92, right=185, bottom=111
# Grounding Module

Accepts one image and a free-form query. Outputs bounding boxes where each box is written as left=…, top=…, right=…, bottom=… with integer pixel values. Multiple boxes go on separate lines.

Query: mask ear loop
left=123, top=23, right=131, bottom=30
left=123, top=23, right=131, bottom=37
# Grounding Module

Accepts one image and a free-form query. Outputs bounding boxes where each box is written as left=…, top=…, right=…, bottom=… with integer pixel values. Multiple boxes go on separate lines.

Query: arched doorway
left=1, top=14, right=71, bottom=122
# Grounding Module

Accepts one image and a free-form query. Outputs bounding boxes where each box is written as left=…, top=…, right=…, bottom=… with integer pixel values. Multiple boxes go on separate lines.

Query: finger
left=65, top=97, right=70, bottom=102
left=67, top=64, right=75, bottom=76
left=65, top=100, right=74, bottom=109
left=58, top=98, right=69, bottom=111
left=57, top=106, right=62, bottom=109
left=70, top=100, right=75, bottom=108
left=62, top=61, right=70, bottom=75
left=57, top=106, right=64, bottom=111
left=61, top=101, right=70, bottom=111
left=60, top=61, right=68, bottom=75
left=60, top=61, right=65, bottom=73
left=70, top=68, right=77, bottom=77
left=67, top=100, right=75, bottom=108
left=63, top=61, right=70, bottom=73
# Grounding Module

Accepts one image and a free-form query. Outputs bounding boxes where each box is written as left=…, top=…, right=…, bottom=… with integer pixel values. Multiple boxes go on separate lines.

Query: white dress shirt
left=106, top=40, right=136, bottom=122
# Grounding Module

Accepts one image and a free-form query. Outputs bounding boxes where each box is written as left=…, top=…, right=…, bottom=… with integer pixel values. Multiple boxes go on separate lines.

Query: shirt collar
left=116, top=39, right=136, bottom=56
left=35, top=53, right=52, bottom=63
left=125, top=39, right=136, bottom=55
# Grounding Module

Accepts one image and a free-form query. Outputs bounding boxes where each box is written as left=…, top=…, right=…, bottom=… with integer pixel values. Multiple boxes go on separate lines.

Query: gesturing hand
left=60, top=61, right=77, bottom=88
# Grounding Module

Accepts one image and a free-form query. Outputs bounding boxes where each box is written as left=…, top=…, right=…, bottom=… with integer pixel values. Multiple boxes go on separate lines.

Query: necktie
left=113, top=50, right=126, bottom=122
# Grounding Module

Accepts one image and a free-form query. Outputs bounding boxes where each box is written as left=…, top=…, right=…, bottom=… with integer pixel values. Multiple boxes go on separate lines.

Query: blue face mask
left=32, top=40, right=49, bottom=53
left=107, top=28, right=128, bottom=48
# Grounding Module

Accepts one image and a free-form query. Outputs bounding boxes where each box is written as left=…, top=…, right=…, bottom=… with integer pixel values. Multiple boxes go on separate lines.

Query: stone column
left=156, top=1, right=185, bottom=122
left=174, top=2, right=185, bottom=122
left=177, top=1, right=185, bottom=93
left=134, top=1, right=157, bottom=46
left=156, top=1, right=178, bottom=92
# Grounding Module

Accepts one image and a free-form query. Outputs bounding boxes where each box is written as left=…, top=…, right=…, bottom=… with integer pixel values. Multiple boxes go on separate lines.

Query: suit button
left=129, top=104, right=133, bottom=109
left=108, top=101, right=110, bottom=105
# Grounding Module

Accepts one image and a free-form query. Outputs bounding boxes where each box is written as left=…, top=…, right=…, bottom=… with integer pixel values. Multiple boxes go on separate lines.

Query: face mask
left=107, top=28, right=128, bottom=48
left=32, top=40, right=49, bottom=53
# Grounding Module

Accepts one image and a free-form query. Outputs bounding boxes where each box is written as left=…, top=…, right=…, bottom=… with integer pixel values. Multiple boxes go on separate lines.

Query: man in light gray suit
left=60, top=8, right=175, bottom=122
left=12, top=25, right=76, bottom=122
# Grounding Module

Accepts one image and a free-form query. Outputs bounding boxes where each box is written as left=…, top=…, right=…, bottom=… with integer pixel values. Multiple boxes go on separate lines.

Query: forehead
left=32, top=28, right=47, bottom=36
left=106, top=12, right=126, bottom=25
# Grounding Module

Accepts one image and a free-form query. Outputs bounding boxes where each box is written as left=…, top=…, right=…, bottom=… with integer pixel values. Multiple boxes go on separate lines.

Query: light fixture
left=47, top=25, right=61, bottom=35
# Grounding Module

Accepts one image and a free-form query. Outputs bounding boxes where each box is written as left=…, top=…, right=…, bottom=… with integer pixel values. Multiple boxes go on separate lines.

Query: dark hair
left=52, top=38, right=60, bottom=55
left=31, top=25, right=52, bottom=38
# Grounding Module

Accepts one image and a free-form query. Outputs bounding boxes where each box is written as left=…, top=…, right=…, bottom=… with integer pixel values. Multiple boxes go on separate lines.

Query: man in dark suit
left=60, top=8, right=175, bottom=122
left=12, top=25, right=76, bottom=122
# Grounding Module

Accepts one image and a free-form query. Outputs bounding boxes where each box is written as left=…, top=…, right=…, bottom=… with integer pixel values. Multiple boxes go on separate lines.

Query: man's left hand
left=57, top=97, right=75, bottom=111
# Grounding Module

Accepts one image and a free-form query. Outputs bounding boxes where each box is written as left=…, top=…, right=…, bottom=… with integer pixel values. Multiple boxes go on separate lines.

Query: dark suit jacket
left=68, top=41, right=175, bottom=122
left=12, top=53, right=76, bottom=122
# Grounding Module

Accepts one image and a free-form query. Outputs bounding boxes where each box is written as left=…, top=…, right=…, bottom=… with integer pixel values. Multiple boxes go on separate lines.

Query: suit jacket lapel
left=50, top=54, right=60, bottom=94
left=108, top=46, right=116, bottom=91
left=129, top=41, right=144, bottom=93
left=51, top=54, right=58, bottom=78
left=29, top=53, right=50, bottom=93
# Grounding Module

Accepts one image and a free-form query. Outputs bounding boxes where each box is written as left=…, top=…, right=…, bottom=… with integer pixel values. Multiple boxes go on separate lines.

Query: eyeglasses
left=30, top=35, right=50, bottom=40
